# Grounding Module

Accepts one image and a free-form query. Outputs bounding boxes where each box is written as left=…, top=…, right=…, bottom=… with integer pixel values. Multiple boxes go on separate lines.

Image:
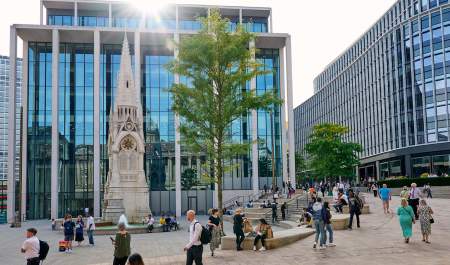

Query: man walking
left=21, top=228, right=40, bottom=265
left=408, top=183, right=421, bottom=220
left=184, top=210, right=203, bottom=265
left=271, top=201, right=278, bottom=224
left=378, top=184, right=392, bottom=214
left=87, top=212, right=96, bottom=246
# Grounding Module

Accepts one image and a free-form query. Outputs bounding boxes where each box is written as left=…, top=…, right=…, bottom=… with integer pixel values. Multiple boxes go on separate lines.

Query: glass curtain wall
left=256, top=49, right=282, bottom=189
left=58, top=43, right=94, bottom=218
left=27, top=42, right=52, bottom=219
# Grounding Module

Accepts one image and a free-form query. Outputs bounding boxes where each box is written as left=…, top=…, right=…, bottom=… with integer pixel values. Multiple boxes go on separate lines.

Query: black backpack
left=39, top=240, right=49, bottom=261
left=194, top=222, right=212, bottom=245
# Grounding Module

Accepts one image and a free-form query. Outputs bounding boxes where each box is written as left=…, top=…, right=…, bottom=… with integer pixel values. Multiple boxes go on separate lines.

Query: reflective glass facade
left=0, top=56, right=22, bottom=222
left=295, top=0, right=450, bottom=182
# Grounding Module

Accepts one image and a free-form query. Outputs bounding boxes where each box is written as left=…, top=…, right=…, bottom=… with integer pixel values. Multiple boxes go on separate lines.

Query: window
left=422, top=15, right=430, bottom=30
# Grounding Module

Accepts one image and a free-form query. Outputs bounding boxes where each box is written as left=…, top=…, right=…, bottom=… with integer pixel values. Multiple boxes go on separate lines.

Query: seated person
left=169, top=215, right=179, bottom=231
left=253, top=218, right=270, bottom=251
left=159, top=215, right=167, bottom=232
left=298, top=211, right=313, bottom=227
left=164, top=215, right=172, bottom=232
left=261, top=201, right=267, bottom=208
left=333, top=192, right=348, bottom=213
left=146, top=214, right=155, bottom=233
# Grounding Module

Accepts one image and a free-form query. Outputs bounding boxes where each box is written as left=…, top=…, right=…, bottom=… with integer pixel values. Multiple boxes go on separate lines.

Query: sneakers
left=253, top=246, right=257, bottom=251
left=313, top=242, right=317, bottom=249
left=318, top=246, right=326, bottom=250
left=327, top=243, right=336, bottom=247
left=259, top=247, right=266, bottom=252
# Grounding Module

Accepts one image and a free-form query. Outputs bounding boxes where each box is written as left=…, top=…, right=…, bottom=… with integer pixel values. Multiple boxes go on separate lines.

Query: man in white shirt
left=147, top=214, right=155, bottom=233
left=86, top=213, right=96, bottom=246
left=21, top=228, right=40, bottom=265
left=184, top=210, right=203, bottom=265
left=408, top=183, right=421, bottom=220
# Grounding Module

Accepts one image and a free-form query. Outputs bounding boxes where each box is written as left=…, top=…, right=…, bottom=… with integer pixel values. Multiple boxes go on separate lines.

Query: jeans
left=409, top=198, right=419, bottom=219
left=113, top=256, right=128, bottom=265
left=87, top=229, right=94, bottom=245
left=27, top=257, right=40, bottom=265
left=314, top=219, right=325, bottom=246
left=186, top=245, right=203, bottom=265
left=324, top=223, right=333, bottom=244
left=349, top=210, right=360, bottom=228
left=272, top=214, right=277, bottom=223
left=147, top=224, right=154, bottom=233
left=254, top=234, right=266, bottom=247
left=333, top=204, right=343, bottom=213
left=427, top=191, right=432, bottom=199
left=234, top=229, right=245, bottom=249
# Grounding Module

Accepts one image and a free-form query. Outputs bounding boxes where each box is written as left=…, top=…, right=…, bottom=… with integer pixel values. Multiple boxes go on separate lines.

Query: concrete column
left=269, top=10, right=273, bottom=33
left=51, top=29, right=60, bottom=219
left=239, top=9, right=242, bottom=24
left=108, top=3, right=112, bottom=27
left=285, top=36, right=296, bottom=188
left=250, top=40, right=259, bottom=194
left=175, top=5, right=179, bottom=31
left=93, top=30, right=101, bottom=217
left=74, top=1, right=78, bottom=26
left=174, top=33, right=182, bottom=217
left=404, top=154, right=412, bottom=178
left=7, top=26, right=17, bottom=224
left=375, top=160, right=381, bottom=181
left=40, top=0, right=43, bottom=25
left=279, top=47, right=288, bottom=184
left=21, top=41, right=29, bottom=220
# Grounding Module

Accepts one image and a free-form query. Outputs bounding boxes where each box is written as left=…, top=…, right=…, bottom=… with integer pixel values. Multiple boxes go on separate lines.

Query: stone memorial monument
left=103, top=35, right=151, bottom=224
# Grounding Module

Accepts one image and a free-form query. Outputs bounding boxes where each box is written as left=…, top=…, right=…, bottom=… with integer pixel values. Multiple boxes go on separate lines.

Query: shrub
left=377, top=176, right=450, bottom=188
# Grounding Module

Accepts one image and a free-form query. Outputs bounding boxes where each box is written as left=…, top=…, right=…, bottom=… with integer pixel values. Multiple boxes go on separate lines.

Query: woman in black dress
left=75, top=215, right=84, bottom=246
left=233, top=208, right=245, bottom=251
left=208, top=208, right=221, bottom=256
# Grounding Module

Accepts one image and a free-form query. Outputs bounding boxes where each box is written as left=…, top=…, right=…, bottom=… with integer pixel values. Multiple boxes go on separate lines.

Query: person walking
left=21, top=228, right=40, bottom=265
left=400, top=186, right=409, bottom=199
left=408, top=183, right=421, bottom=220
left=378, top=184, right=392, bottom=214
left=128, top=253, right=145, bottom=265
left=371, top=183, right=378, bottom=198
left=347, top=189, right=362, bottom=230
left=253, top=218, right=269, bottom=251
left=418, top=199, right=434, bottom=244
left=63, top=214, right=75, bottom=253
left=208, top=208, right=221, bottom=257
left=184, top=210, right=203, bottom=265
left=397, top=198, right=415, bottom=243
left=87, top=212, right=95, bottom=246
left=75, top=215, right=85, bottom=246
left=112, top=223, right=131, bottom=265
left=322, top=202, right=335, bottom=247
left=281, top=202, right=287, bottom=221
left=423, top=183, right=432, bottom=199
left=233, top=208, right=245, bottom=251
left=271, top=201, right=278, bottom=224
left=312, top=197, right=326, bottom=249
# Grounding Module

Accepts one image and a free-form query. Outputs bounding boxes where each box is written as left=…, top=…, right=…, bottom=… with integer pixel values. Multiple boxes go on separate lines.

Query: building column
left=239, top=9, right=242, bottom=24
left=108, top=3, right=112, bottom=27
left=51, top=29, right=60, bottom=219
left=250, top=40, right=259, bottom=194
left=285, top=36, right=296, bottom=188
left=404, top=154, right=412, bottom=178
left=40, top=0, right=43, bottom=25
left=174, top=33, right=182, bottom=217
left=74, top=1, right=78, bottom=26
left=7, top=26, right=17, bottom=224
left=279, top=47, right=288, bottom=185
left=93, top=30, right=101, bottom=217
left=375, top=160, right=381, bottom=181
left=21, top=41, right=29, bottom=220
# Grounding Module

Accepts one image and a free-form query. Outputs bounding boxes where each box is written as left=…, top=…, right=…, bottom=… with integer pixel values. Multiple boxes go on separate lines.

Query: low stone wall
left=330, top=214, right=350, bottom=230
left=221, top=227, right=315, bottom=250
left=342, top=204, right=370, bottom=214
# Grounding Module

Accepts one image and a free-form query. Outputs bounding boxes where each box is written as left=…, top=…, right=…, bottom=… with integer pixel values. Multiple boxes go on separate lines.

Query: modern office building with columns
left=7, top=0, right=295, bottom=222
left=295, top=0, right=450, bottom=184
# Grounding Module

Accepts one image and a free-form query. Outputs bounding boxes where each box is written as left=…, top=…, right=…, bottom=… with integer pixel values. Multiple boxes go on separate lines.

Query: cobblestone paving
left=2, top=194, right=450, bottom=265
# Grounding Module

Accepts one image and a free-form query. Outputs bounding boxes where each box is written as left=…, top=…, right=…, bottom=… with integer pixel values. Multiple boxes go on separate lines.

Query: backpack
left=39, top=240, right=50, bottom=261
left=194, top=222, right=212, bottom=245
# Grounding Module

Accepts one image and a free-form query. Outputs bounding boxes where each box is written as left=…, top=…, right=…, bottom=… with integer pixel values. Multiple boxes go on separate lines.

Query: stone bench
left=278, top=220, right=298, bottom=229
left=221, top=227, right=315, bottom=250
left=330, top=214, right=350, bottom=230
left=342, top=204, right=370, bottom=214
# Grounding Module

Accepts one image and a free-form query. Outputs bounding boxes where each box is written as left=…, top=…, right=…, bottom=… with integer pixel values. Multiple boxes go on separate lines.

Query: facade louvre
left=295, top=0, right=450, bottom=183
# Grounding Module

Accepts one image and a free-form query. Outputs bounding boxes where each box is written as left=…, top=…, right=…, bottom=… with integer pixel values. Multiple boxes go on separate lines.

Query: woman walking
left=208, top=208, right=221, bottom=256
left=322, top=202, right=335, bottom=247
left=112, top=222, right=131, bottom=265
left=253, top=218, right=269, bottom=251
left=75, top=215, right=84, bottom=246
left=233, top=208, right=245, bottom=251
left=397, top=198, right=415, bottom=243
left=418, top=199, right=434, bottom=243
left=348, top=189, right=362, bottom=230
left=371, top=183, right=378, bottom=197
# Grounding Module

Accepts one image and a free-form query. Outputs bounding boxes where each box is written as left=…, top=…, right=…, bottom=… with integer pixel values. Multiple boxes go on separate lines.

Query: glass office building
left=7, top=1, right=295, bottom=221
left=295, top=0, right=450, bottom=183
left=0, top=56, right=21, bottom=223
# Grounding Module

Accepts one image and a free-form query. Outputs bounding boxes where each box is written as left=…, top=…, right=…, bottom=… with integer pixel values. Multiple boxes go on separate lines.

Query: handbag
left=430, top=217, right=435, bottom=224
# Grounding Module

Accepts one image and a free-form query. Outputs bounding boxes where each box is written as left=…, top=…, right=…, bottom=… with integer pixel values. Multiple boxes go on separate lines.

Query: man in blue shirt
left=378, top=184, right=392, bottom=214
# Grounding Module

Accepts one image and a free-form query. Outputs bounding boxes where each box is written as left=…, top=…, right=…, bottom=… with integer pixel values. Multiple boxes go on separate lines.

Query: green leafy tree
left=295, top=152, right=308, bottom=184
left=305, top=123, right=362, bottom=180
left=181, top=168, right=199, bottom=190
left=167, top=10, right=281, bottom=213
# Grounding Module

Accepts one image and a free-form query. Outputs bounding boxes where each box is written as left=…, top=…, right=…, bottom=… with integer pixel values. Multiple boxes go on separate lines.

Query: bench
left=342, top=204, right=370, bottom=214
left=330, top=214, right=350, bottom=230
left=221, top=227, right=315, bottom=250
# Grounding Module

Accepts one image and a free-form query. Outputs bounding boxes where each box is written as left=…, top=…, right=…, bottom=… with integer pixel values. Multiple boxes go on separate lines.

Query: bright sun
left=128, top=0, right=169, bottom=15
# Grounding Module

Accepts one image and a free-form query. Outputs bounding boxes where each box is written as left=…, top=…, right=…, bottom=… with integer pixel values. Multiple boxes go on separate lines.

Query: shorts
left=381, top=198, right=389, bottom=202
left=64, top=234, right=74, bottom=241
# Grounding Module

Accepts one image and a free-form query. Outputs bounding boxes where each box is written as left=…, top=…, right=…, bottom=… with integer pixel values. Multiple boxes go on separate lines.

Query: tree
left=167, top=10, right=281, bottom=213
left=181, top=168, right=199, bottom=190
left=295, top=152, right=308, bottom=184
left=305, top=123, right=362, bottom=180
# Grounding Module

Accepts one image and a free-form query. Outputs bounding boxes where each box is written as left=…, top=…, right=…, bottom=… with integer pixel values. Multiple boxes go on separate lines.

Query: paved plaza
left=1, top=194, right=450, bottom=265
